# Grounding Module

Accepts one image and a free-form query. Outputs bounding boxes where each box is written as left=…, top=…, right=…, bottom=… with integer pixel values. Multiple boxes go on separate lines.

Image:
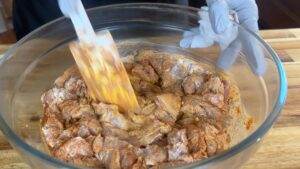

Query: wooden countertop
left=0, top=29, right=299, bottom=169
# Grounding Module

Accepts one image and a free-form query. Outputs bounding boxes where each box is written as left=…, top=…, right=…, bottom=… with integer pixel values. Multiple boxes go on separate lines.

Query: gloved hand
left=180, top=0, right=266, bottom=76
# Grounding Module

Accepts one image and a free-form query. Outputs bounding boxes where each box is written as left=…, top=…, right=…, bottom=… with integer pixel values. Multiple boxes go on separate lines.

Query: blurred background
left=0, top=0, right=299, bottom=44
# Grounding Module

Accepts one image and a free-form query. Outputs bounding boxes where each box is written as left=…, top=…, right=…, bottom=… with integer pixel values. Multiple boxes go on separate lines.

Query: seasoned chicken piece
left=188, top=63, right=205, bottom=75
left=182, top=75, right=204, bottom=95
left=138, top=81, right=161, bottom=93
left=131, top=63, right=159, bottom=84
left=101, top=122, right=130, bottom=139
left=141, top=145, right=167, bottom=166
left=215, top=132, right=230, bottom=152
left=79, top=117, right=102, bottom=136
left=201, top=102, right=223, bottom=120
left=154, top=108, right=177, bottom=125
left=54, top=137, right=94, bottom=161
left=64, top=76, right=87, bottom=97
left=181, top=95, right=206, bottom=118
left=96, top=149, right=121, bottom=169
left=148, top=57, right=165, bottom=75
left=92, top=102, right=118, bottom=116
left=77, top=125, right=90, bottom=138
left=85, top=135, right=96, bottom=145
left=57, top=117, right=101, bottom=142
left=203, top=124, right=220, bottom=156
left=140, top=103, right=157, bottom=116
left=41, top=87, right=77, bottom=108
left=181, top=95, right=223, bottom=120
left=132, top=157, right=147, bottom=169
left=96, top=103, right=135, bottom=130
left=130, top=120, right=171, bottom=146
left=161, top=59, right=190, bottom=88
left=92, top=134, right=103, bottom=154
left=203, top=93, right=224, bottom=108
left=202, top=76, right=224, bottom=94
left=41, top=116, right=63, bottom=148
left=162, top=81, right=184, bottom=96
left=120, top=147, right=138, bottom=169
left=58, top=127, right=76, bottom=142
left=43, top=105, right=62, bottom=122
left=205, top=135, right=218, bottom=156
left=54, top=66, right=80, bottom=87
left=103, top=136, right=132, bottom=150
left=134, top=50, right=165, bottom=75
left=222, top=78, right=231, bottom=101
left=94, top=134, right=138, bottom=168
left=71, top=157, right=101, bottom=168
left=60, top=101, right=95, bottom=121
left=96, top=136, right=137, bottom=168
left=155, top=93, right=181, bottom=122
left=185, top=124, right=207, bottom=159
left=130, top=75, right=161, bottom=93
left=101, top=122, right=140, bottom=146
left=167, top=129, right=193, bottom=162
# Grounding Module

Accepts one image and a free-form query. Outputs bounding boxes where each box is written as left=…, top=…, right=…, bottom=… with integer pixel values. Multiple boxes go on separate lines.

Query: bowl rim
left=0, top=3, right=287, bottom=168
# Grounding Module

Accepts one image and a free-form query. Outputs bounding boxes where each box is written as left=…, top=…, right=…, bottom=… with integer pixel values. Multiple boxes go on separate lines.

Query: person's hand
left=180, top=0, right=266, bottom=76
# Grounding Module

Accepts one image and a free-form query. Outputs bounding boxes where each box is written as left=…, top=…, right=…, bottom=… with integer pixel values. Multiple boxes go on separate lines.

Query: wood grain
left=0, top=28, right=299, bottom=169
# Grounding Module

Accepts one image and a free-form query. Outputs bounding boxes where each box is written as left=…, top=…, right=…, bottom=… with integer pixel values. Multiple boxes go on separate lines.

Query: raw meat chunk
left=41, top=116, right=63, bottom=148
left=167, top=129, right=193, bottom=162
left=54, top=137, right=93, bottom=161
left=182, top=75, right=204, bottom=95
left=131, top=63, right=159, bottom=84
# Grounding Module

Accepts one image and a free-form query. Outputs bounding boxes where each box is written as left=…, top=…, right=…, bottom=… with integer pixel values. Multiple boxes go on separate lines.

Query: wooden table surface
left=0, top=29, right=299, bottom=169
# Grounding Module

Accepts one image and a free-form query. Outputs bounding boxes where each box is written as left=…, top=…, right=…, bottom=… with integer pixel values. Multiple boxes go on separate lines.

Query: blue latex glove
left=180, top=0, right=266, bottom=76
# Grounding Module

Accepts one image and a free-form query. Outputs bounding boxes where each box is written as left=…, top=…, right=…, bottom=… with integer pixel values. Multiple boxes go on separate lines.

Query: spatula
left=58, top=0, right=140, bottom=113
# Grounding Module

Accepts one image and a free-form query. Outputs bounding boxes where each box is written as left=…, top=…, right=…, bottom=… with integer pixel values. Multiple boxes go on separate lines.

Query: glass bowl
left=0, top=3, right=287, bottom=169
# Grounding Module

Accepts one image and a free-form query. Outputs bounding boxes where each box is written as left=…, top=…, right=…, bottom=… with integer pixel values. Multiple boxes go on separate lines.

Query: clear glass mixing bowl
left=0, top=3, right=287, bottom=169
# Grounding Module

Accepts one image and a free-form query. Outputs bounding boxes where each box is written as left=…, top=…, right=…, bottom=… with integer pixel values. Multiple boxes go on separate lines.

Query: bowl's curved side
left=0, top=3, right=287, bottom=169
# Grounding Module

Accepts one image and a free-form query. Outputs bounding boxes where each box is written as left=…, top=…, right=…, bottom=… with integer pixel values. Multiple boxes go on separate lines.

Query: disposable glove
left=180, top=0, right=266, bottom=76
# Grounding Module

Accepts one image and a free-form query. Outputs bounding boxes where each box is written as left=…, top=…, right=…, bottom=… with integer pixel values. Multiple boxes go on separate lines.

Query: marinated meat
left=185, top=124, right=207, bottom=159
left=60, top=101, right=95, bottom=121
left=167, top=129, right=193, bottom=162
left=129, top=120, right=171, bottom=146
left=101, top=122, right=130, bottom=139
left=130, top=75, right=161, bottom=93
left=140, top=103, right=156, bottom=116
left=92, top=134, right=103, bottom=154
left=41, top=87, right=77, bottom=108
left=181, top=95, right=223, bottom=120
left=54, top=66, right=80, bottom=87
left=131, top=63, right=159, bottom=84
left=92, top=102, right=119, bottom=116
left=41, top=116, right=63, bottom=148
left=182, top=74, right=204, bottom=95
left=181, top=95, right=206, bottom=118
left=153, top=93, right=181, bottom=124
left=41, top=49, right=251, bottom=168
left=96, top=149, right=121, bottom=169
left=132, top=157, right=147, bottom=169
left=142, top=145, right=167, bottom=165
left=79, top=117, right=102, bottom=135
left=120, top=147, right=138, bottom=169
left=155, top=93, right=181, bottom=118
left=64, top=76, right=87, bottom=97
left=103, top=136, right=132, bottom=150
left=203, top=93, right=224, bottom=108
left=100, top=105, right=135, bottom=131
left=202, top=76, right=224, bottom=94
left=53, top=137, right=94, bottom=161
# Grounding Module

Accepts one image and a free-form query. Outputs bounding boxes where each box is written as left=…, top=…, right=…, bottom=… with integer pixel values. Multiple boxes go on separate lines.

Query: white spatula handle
left=58, top=0, right=96, bottom=44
